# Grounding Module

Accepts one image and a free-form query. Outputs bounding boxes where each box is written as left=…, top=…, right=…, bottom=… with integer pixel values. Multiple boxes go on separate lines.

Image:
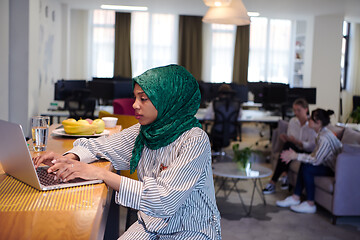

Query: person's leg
left=271, top=141, right=302, bottom=183
left=276, top=162, right=304, bottom=207
left=293, top=162, right=305, bottom=198
left=290, top=163, right=333, bottom=214
left=301, top=163, right=334, bottom=202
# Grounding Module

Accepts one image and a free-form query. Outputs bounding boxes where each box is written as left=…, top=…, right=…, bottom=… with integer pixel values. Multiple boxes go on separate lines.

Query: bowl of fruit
left=61, top=118, right=106, bottom=135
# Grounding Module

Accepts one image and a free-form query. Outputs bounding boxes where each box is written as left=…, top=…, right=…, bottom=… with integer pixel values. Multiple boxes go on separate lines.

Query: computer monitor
left=54, top=80, right=87, bottom=101
left=230, top=83, right=248, bottom=103
left=288, top=88, right=317, bottom=105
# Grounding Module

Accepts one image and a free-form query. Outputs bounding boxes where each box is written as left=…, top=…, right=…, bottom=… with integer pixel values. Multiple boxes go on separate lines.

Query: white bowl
left=101, top=117, right=118, bottom=128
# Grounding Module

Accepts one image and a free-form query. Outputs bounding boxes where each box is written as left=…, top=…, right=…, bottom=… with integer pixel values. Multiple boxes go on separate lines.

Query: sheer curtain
left=248, top=17, right=292, bottom=84
left=131, top=12, right=178, bottom=77
left=91, top=10, right=115, bottom=78
left=209, top=24, right=236, bottom=83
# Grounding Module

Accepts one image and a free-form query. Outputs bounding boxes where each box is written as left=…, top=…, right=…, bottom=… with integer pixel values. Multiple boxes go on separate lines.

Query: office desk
left=0, top=124, right=121, bottom=240
left=41, top=105, right=114, bottom=124
left=196, top=109, right=282, bottom=140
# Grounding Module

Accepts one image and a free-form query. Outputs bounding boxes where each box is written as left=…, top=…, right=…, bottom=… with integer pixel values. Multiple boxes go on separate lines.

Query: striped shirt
left=68, top=124, right=221, bottom=239
left=297, top=127, right=342, bottom=171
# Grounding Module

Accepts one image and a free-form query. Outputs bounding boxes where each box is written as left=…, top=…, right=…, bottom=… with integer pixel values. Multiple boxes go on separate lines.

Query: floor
left=117, top=122, right=360, bottom=240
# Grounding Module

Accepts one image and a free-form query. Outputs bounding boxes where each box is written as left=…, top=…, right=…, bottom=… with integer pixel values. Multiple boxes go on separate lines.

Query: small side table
left=212, top=162, right=272, bottom=216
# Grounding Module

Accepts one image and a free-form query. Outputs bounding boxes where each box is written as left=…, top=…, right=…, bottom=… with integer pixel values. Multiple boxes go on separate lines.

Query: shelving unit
left=292, top=21, right=306, bottom=87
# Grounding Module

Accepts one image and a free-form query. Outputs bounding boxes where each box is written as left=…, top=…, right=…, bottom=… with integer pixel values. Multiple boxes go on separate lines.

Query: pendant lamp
left=202, top=0, right=251, bottom=26
left=203, top=0, right=232, bottom=7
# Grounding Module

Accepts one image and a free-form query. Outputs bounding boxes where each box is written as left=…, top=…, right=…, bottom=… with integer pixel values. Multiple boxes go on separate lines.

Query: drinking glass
left=31, top=116, right=50, bottom=152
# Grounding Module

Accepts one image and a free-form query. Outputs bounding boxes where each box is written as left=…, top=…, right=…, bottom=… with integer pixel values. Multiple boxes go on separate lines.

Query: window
left=248, top=17, right=292, bottom=84
left=209, top=24, right=236, bottom=83
left=131, top=12, right=178, bottom=77
left=341, top=21, right=350, bottom=90
left=91, top=10, right=115, bottom=78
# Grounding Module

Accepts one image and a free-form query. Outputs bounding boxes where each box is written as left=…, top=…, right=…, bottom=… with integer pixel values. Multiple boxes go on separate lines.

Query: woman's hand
left=280, top=148, right=298, bottom=164
left=33, top=152, right=79, bottom=169
left=48, top=158, right=104, bottom=182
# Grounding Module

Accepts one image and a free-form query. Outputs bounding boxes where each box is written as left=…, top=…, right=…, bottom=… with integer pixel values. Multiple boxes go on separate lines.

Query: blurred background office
left=1, top=0, right=360, bottom=136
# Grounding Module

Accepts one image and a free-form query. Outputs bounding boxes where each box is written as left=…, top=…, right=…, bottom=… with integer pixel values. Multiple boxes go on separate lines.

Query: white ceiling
left=57, top=0, right=360, bottom=21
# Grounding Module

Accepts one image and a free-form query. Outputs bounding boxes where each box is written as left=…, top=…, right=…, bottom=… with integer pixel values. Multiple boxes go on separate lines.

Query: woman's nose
left=133, top=100, right=139, bottom=110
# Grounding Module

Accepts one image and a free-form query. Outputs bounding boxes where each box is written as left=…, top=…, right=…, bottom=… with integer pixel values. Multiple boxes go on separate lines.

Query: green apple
left=92, top=119, right=105, bottom=134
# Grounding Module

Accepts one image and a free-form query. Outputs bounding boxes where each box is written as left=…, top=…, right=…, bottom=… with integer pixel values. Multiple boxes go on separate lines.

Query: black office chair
left=65, top=89, right=96, bottom=120
left=210, top=97, right=241, bottom=161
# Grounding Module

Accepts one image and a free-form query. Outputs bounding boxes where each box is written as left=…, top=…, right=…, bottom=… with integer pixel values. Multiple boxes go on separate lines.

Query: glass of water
left=31, top=116, right=50, bottom=152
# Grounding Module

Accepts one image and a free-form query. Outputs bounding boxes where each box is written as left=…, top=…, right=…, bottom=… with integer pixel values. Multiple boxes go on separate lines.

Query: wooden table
left=0, top=124, right=122, bottom=240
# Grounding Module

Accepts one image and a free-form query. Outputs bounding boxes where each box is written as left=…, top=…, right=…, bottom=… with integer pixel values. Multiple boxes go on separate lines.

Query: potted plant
left=232, top=143, right=253, bottom=171
left=347, top=106, right=360, bottom=124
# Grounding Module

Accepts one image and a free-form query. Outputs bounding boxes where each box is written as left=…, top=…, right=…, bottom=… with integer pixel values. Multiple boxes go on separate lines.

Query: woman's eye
left=141, top=98, right=148, bottom=101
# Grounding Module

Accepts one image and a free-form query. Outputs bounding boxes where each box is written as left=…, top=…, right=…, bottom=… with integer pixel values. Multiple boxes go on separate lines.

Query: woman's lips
left=135, top=114, right=142, bottom=119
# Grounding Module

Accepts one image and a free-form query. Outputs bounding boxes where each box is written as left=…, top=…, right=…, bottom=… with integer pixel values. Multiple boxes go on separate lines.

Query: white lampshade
left=202, top=0, right=251, bottom=26
left=203, top=0, right=232, bottom=7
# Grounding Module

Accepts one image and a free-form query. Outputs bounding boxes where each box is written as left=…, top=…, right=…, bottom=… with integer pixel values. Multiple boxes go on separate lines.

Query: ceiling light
left=248, top=12, right=260, bottom=17
left=100, top=4, right=148, bottom=11
left=203, top=0, right=232, bottom=7
left=202, top=0, right=251, bottom=26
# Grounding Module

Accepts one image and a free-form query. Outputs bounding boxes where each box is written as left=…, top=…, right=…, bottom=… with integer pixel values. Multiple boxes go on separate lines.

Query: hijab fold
left=130, top=65, right=202, bottom=173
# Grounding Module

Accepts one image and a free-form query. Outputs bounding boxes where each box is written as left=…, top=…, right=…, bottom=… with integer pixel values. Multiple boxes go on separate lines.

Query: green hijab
left=129, top=64, right=202, bottom=173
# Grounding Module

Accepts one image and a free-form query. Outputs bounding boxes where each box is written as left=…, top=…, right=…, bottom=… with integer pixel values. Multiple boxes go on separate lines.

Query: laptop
left=0, top=119, right=103, bottom=191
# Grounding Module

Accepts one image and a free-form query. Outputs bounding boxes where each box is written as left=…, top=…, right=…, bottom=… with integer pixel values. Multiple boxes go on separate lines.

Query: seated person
left=204, top=84, right=241, bottom=120
left=263, top=98, right=317, bottom=194
left=276, top=108, right=342, bottom=214
left=33, top=65, right=221, bottom=239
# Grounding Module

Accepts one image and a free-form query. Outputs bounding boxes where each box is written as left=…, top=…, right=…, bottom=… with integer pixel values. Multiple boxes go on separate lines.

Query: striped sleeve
left=66, top=124, right=140, bottom=170
left=297, top=128, right=342, bottom=168
left=115, top=176, right=143, bottom=209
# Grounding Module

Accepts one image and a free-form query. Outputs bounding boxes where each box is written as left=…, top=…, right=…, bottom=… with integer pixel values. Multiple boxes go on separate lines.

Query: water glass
left=31, top=116, right=50, bottom=152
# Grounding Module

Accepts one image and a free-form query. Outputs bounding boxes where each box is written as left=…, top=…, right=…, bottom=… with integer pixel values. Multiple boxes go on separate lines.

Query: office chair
left=65, top=89, right=96, bottom=120
left=210, top=97, right=241, bottom=162
left=113, top=98, right=135, bottom=115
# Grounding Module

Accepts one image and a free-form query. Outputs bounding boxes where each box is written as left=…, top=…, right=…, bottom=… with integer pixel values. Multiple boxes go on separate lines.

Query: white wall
left=0, top=0, right=9, bottom=121
left=37, top=0, right=63, bottom=115
left=9, top=0, right=31, bottom=133
left=308, top=14, right=343, bottom=122
left=69, top=9, right=90, bottom=79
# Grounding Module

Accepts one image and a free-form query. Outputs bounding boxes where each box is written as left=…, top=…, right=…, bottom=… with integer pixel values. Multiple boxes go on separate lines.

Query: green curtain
left=114, top=12, right=132, bottom=78
left=232, top=25, right=250, bottom=85
left=178, top=15, right=203, bottom=80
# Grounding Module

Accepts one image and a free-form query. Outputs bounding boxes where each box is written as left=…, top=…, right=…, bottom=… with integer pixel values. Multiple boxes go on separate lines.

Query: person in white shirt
left=33, top=64, right=221, bottom=239
left=276, top=108, right=342, bottom=214
left=263, top=98, right=317, bottom=194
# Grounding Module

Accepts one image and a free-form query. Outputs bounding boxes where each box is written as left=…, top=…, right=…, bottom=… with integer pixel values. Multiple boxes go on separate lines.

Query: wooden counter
left=0, top=124, right=122, bottom=240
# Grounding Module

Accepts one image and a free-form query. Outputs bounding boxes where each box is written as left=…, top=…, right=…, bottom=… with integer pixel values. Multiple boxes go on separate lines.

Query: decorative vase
left=236, top=159, right=251, bottom=172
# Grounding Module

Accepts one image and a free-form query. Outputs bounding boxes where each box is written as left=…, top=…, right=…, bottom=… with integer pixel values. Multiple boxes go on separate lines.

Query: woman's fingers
left=48, top=160, right=100, bottom=182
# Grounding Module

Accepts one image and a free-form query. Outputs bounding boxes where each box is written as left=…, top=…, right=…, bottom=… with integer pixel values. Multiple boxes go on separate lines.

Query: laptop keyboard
left=36, top=167, right=63, bottom=186
left=36, top=167, right=84, bottom=186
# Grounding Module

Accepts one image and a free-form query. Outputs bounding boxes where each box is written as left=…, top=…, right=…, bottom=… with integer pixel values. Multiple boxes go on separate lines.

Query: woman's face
left=133, top=83, right=158, bottom=125
left=293, top=104, right=308, bottom=120
left=308, top=116, right=322, bottom=131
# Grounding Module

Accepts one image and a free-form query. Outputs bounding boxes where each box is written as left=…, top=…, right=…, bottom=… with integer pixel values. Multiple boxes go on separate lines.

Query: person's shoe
left=276, top=196, right=300, bottom=207
left=262, top=183, right=276, bottom=194
left=290, top=201, right=317, bottom=214
left=280, top=176, right=289, bottom=190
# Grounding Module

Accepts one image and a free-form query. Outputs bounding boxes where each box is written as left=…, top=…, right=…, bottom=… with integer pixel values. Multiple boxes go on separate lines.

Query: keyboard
left=36, top=167, right=84, bottom=186
left=36, top=167, right=63, bottom=186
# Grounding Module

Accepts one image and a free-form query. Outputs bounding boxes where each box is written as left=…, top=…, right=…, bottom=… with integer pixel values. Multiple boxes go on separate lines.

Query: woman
left=34, top=65, right=221, bottom=239
left=263, top=98, right=317, bottom=194
left=276, top=108, right=342, bottom=214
